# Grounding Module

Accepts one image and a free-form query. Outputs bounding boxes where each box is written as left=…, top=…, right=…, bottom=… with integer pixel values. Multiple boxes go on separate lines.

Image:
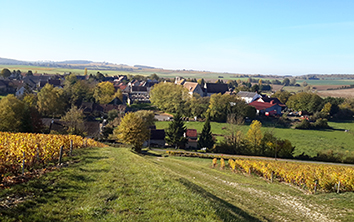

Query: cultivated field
left=317, top=88, right=354, bottom=98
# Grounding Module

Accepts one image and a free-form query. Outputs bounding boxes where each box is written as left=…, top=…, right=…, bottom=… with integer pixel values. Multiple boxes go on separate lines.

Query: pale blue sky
left=1, top=0, right=353, bottom=75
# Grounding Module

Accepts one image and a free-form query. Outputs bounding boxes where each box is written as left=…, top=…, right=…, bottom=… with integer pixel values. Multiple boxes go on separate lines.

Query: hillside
left=1, top=147, right=353, bottom=221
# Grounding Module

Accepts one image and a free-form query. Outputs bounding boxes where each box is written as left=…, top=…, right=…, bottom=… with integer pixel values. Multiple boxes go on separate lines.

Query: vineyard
left=0, top=132, right=105, bottom=179
left=166, top=151, right=354, bottom=193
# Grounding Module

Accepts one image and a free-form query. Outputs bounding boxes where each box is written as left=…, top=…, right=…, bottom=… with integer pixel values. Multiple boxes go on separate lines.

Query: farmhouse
left=249, top=101, right=282, bottom=116
left=143, top=129, right=166, bottom=147
left=256, top=95, right=287, bottom=110
left=185, top=129, right=198, bottom=149
left=204, top=83, right=229, bottom=97
left=183, top=82, right=204, bottom=97
left=237, top=91, right=261, bottom=104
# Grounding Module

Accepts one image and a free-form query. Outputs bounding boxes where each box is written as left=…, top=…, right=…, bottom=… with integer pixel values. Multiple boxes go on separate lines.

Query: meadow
left=155, top=120, right=354, bottom=157
left=1, top=147, right=353, bottom=221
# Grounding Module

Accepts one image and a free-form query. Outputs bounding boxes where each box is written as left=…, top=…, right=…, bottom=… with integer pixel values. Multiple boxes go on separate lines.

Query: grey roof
left=237, top=91, right=259, bottom=98
left=205, top=83, right=228, bottom=94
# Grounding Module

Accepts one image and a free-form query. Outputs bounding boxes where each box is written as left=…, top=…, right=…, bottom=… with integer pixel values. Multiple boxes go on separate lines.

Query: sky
left=1, top=0, right=354, bottom=75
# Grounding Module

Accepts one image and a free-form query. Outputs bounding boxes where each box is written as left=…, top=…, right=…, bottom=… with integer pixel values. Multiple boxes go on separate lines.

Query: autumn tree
left=197, top=78, right=205, bottom=86
left=246, top=120, right=263, bottom=154
left=84, top=68, right=88, bottom=75
left=113, top=89, right=123, bottom=102
left=198, top=115, right=214, bottom=149
left=93, top=81, right=115, bottom=104
left=1, top=68, right=11, bottom=78
left=61, top=106, right=85, bottom=136
left=134, top=110, right=156, bottom=127
left=165, top=112, right=188, bottom=149
left=0, top=95, right=24, bottom=132
left=150, top=82, right=188, bottom=113
left=114, top=112, right=149, bottom=153
left=37, top=83, right=66, bottom=117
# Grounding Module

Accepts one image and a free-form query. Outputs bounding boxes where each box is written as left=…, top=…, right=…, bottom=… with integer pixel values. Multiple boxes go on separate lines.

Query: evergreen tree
left=165, top=112, right=187, bottom=149
left=198, top=115, right=214, bottom=149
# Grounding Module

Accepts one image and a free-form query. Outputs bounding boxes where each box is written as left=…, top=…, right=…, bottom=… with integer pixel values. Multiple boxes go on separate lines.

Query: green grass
left=155, top=120, right=354, bottom=157
left=2, top=147, right=353, bottom=221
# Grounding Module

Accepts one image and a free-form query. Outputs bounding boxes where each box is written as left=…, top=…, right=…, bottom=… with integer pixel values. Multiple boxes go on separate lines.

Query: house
left=256, top=95, right=287, bottom=110
left=204, top=83, right=229, bottom=97
left=175, top=76, right=185, bottom=85
left=185, top=129, right=198, bottom=149
left=249, top=101, right=282, bottom=116
left=143, top=129, right=166, bottom=147
left=237, top=91, right=261, bottom=104
left=0, top=80, right=8, bottom=93
left=183, top=82, right=204, bottom=97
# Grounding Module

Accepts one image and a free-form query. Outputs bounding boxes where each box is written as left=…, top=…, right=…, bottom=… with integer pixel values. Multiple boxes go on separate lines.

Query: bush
left=295, top=119, right=311, bottom=129
left=312, top=118, right=330, bottom=129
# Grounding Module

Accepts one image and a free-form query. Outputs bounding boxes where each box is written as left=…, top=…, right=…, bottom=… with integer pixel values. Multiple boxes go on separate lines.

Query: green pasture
left=155, top=120, right=354, bottom=157
left=297, top=79, right=354, bottom=86
left=1, top=147, right=353, bottom=221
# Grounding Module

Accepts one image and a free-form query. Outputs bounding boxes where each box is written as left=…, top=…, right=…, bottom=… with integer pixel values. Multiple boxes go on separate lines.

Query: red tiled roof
left=249, top=101, right=280, bottom=110
left=186, top=129, right=197, bottom=137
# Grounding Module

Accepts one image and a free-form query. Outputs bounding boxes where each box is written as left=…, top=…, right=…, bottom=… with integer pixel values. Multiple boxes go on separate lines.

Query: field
left=155, top=120, right=354, bottom=157
left=317, top=88, right=354, bottom=98
left=1, top=147, right=353, bottom=221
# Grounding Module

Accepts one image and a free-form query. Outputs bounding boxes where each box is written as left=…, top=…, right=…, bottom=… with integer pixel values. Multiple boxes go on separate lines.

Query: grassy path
left=1, top=147, right=353, bottom=221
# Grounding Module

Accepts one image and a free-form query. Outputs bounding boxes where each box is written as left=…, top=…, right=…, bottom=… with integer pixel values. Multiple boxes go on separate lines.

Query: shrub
left=295, top=119, right=311, bottom=129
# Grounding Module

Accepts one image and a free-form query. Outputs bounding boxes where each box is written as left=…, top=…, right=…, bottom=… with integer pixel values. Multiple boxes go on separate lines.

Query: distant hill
left=56, top=60, right=93, bottom=64
left=0, top=57, right=29, bottom=65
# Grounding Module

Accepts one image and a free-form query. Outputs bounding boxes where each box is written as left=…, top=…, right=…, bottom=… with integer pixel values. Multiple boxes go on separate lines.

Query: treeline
left=215, top=120, right=294, bottom=158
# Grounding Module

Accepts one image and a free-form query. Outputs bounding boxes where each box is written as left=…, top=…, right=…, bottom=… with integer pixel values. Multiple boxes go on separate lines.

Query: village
left=0, top=68, right=292, bottom=149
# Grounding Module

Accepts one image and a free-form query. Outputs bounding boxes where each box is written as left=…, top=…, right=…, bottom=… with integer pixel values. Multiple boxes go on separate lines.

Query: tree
left=251, top=84, right=260, bottom=92
left=286, top=92, right=323, bottom=113
left=26, top=70, right=33, bottom=76
left=1, top=68, right=11, bottom=78
left=84, top=68, right=88, bottom=75
left=150, top=82, right=188, bottom=113
left=184, top=94, right=209, bottom=118
left=197, top=78, right=205, bottom=86
left=134, top=110, right=155, bottom=127
left=64, top=78, right=95, bottom=105
left=37, top=83, right=66, bottom=117
left=289, top=78, right=296, bottom=86
left=22, top=94, right=43, bottom=133
left=0, top=95, right=24, bottom=132
left=149, top=73, right=159, bottom=80
left=258, top=79, right=262, bottom=85
left=61, top=106, right=85, bottom=135
left=113, top=89, right=123, bottom=102
left=271, top=90, right=292, bottom=104
left=246, top=120, right=263, bottom=154
left=282, top=78, right=290, bottom=86
left=198, top=115, right=214, bottom=149
left=165, top=112, right=188, bottom=149
left=114, top=112, right=149, bottom=153
left=93, top=81, right=115, bottom=104
left=301, top=81, right=308, bottom=87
